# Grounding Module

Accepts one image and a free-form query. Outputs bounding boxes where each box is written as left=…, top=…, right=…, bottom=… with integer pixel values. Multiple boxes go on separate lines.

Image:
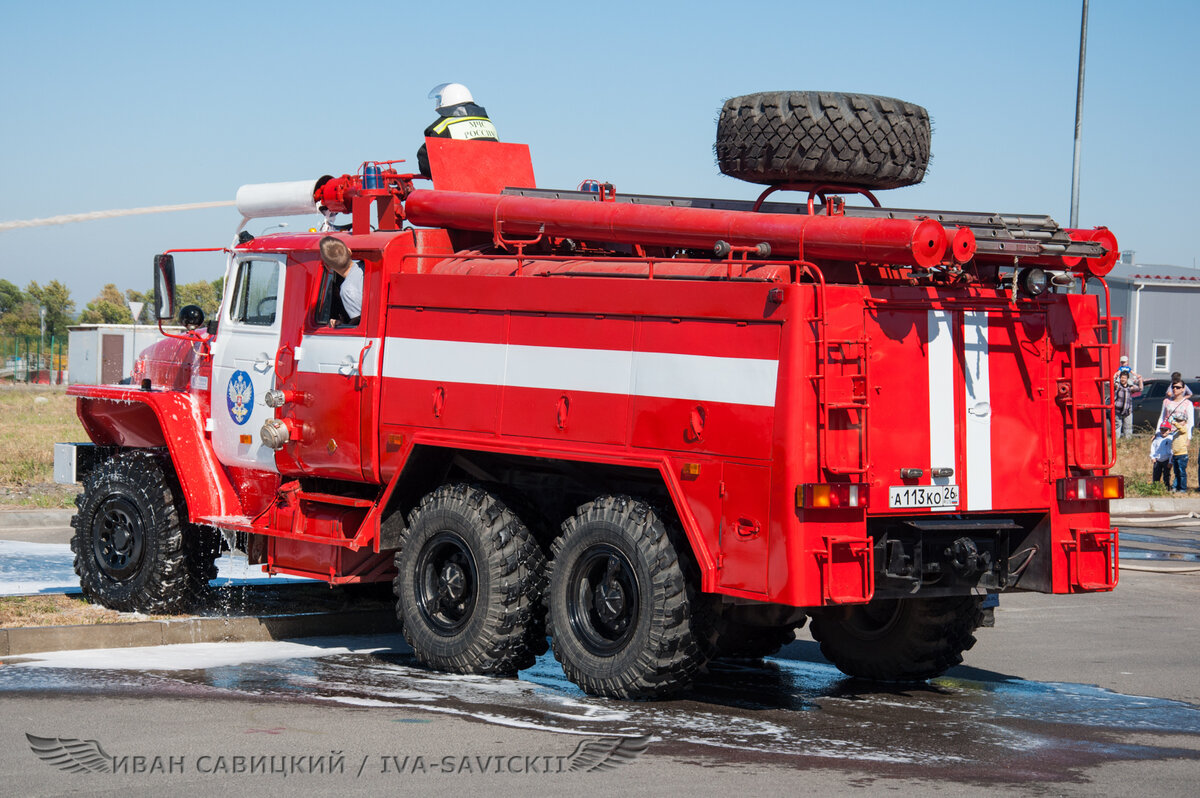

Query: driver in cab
left=318, top=236, right=362, bottom=327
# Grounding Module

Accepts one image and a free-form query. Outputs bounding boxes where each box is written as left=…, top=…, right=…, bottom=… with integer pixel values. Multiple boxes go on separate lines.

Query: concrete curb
left=0, top=608, right=400, bottom=657
left=0, top=509, right=74, bottom=530
left=1112, top=498, right=1200, bottom=515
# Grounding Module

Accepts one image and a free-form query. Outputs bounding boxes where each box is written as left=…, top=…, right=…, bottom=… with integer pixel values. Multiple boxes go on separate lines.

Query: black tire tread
left=715, top=91, right=931, bottom=189
left=548, top=495, right=707, bottom=699
left=70, top=450, right=202, bottom=613
left=706, top=621, right=798, bottom=661
left=393, top=483, right=547, bottom=676
left=809, top=595, right=982, bottom=681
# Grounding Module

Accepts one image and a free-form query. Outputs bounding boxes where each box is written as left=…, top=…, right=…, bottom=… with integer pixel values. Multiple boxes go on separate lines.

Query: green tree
left=78, top=283, right=133, bottom=324
left=176, top=279, right=223, bottom=318
left=24, top=281, right=75, bottom=340
left=0, top=300, right=41, bottom=337
left=0, top=279, right=22, bottom=316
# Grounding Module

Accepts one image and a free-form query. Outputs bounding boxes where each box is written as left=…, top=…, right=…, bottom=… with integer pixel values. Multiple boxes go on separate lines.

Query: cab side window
left=314, top=261, right=365, bottom=328
left=229, top=260, right=279, bottom=326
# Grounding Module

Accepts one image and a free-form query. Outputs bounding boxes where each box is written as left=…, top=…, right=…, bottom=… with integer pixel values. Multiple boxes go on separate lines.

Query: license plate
left=889, top=484, right=959, bottom=509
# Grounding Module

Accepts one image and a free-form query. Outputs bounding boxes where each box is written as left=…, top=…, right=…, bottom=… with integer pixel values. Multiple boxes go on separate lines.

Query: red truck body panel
left=72, top=139, right=1121, bottom=606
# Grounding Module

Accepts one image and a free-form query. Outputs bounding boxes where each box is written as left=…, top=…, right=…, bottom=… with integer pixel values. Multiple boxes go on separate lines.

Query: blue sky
left=1, top=0, right=1197, bottom=306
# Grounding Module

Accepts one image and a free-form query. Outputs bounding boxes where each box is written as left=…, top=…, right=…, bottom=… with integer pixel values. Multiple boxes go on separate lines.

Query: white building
left=67, top=323, right=182, bottom=385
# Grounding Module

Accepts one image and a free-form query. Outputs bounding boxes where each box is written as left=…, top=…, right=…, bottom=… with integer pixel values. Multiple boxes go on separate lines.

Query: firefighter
left=318, top=236, right=362, bottom=326
left=417, top=83, right=499, bottom=178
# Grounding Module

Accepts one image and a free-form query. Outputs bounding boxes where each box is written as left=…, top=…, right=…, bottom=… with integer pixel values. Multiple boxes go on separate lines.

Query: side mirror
left=154, top=254, right=176, bottom=320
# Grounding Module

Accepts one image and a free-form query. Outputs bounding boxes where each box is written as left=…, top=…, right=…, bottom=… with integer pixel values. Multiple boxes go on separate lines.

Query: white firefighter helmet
left=428, top=83, right=473, bottom=112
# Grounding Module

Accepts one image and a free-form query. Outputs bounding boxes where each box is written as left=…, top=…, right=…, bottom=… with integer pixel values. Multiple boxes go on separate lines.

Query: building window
left=1153, top=342, right=1171, bottom=372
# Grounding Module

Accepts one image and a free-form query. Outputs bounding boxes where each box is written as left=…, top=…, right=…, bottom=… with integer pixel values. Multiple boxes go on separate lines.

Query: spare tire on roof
left=715, top=91, right=931, bottom=190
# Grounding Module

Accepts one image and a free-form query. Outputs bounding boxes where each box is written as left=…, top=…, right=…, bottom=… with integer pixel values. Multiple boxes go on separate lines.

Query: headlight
left=1017, top=266, right=1049, bottom=296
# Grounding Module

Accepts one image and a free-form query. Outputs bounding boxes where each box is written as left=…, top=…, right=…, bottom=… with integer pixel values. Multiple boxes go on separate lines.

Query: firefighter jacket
left=417, top=102, right=499, bottom=177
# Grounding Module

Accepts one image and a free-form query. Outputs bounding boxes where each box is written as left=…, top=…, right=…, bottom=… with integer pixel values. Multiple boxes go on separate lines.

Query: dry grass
left=1114, top=427, right=1199, bottom=496
left=0, top=585, right=393, bottom=629
left=0, top=594, right=163, bottom=627
left=0, top=385, right=84, bottom=509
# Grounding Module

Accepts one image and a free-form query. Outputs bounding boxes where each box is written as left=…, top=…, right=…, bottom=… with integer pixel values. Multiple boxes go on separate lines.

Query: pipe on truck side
left=404, top=189, right=964, bottom=269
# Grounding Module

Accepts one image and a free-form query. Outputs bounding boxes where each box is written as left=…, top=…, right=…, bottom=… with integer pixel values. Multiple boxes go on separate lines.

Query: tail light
left=1057, top=475, right=1124, bottom=501
left=798, top=483, right=868, bottom=509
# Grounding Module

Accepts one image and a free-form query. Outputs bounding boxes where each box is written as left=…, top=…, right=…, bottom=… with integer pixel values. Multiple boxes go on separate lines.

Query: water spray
left=0, top=200, right=236, bottom=232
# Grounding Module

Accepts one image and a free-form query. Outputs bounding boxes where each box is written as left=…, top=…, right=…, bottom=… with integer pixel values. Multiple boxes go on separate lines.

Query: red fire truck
left=57, top=92, right=1122, bottom=699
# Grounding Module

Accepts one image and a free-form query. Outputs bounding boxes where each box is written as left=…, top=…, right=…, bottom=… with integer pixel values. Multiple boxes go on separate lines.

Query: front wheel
left=70, top=450, right=206, bottom=613
left=548, top=496, right=707, bottom=699
left=393, top=484, right=546, bottom=676
left=809, top=596, right=983, bottom=682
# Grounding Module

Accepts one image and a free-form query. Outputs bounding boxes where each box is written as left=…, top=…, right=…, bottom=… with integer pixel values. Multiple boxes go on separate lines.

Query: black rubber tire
left=393, top=484, right=547, bottom=676
left=70, top=450, right=206, bottom=613
left=809, top=595, right=983, bottom=682
left=707, top=620, right=799, bottom=661
left=548, top=496, right=707, bottom=699
left=715, top=91, right=931, bottom=189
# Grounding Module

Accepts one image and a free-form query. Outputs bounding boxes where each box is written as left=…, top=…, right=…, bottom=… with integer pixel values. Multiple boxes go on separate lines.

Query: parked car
left=1130, top=379, right=1200, bottom=430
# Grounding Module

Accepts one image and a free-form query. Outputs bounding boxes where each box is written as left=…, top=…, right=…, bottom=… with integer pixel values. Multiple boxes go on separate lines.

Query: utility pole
left=1069, top=0, right=1089, bottom=229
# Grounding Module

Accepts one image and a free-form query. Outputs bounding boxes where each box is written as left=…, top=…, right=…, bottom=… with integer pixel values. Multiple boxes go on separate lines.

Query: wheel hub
left=92, top=498, right=145, bottom=581
left=414, top=532, right=479, bottom=636
left=594, top=572, right=627, bottom=623
left=112, top=527, right=131, bottom=551
left=569, top=545, right=640, bottom=656
left=439, top=562, right=467, bottom=603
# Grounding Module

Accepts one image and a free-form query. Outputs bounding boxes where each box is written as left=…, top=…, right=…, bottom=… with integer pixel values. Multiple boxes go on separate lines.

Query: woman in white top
left=1158, top=379, right=1195, bottom=436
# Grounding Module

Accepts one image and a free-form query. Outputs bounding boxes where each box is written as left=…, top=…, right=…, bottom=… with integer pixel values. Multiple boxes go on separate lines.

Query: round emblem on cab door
left=227, top=370, right=255, bottom=426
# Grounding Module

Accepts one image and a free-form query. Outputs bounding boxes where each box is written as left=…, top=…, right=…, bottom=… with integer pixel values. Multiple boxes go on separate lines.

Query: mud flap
left=817, top=536, right=874, bottom=603
left=1063, top=528, right=1119, bottom=591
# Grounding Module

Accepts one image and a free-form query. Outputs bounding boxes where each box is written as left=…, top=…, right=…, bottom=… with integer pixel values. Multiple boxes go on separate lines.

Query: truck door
left=280, top=255, right=377, bottom=481
left=210, top=254, right=286, bottom=472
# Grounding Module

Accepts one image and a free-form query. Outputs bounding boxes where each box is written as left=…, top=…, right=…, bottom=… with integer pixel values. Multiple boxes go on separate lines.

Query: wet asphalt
left=0, top=515, right=1198, bottom=795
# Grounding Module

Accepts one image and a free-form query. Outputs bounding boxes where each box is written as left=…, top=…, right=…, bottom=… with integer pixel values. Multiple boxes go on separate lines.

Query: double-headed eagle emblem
left=227, top=370, right=254, bottom=426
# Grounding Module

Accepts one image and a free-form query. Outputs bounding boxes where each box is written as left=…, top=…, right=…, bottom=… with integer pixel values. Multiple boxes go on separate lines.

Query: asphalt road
left=1, top=516, right=1198, bottom=796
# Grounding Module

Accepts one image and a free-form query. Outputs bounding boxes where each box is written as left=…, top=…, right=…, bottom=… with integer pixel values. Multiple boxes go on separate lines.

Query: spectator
left=1170, top=411, right=1191, bottom=493
left=1170, top=371, right=1193, bottom=400
left=1113, top=371, right=1137, bottom=439
left=1158, top=378, right=1195, bottom=437
left=1150, top=422, right=1173, bottom=491
left=1114, top=355, right=1143, bottom=395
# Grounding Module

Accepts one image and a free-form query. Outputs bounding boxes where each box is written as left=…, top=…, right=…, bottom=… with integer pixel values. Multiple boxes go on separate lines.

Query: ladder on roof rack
left=500, top=187, right=1109, bottom=265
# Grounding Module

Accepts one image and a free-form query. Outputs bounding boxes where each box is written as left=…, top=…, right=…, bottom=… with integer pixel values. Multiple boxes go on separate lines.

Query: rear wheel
left=809, top=596, right=982, bottom=681
left=71, top=450, right=207, bottom=613
left=548, top=496, right=707, bottom=699
left=394, top=484, right=546, bottom=675
left=707, top=620, right=800, bottom=661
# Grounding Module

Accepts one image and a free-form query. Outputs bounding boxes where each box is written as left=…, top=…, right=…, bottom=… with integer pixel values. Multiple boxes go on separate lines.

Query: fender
left=68, top=384, right=243, bottom=521
left=373, top=432, right=723, bottom=591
